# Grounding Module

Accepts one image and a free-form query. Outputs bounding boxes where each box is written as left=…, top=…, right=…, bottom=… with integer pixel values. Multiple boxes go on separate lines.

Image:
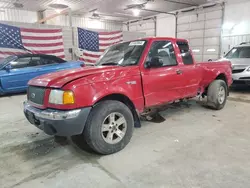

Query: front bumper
left=232, top=72, right=250, bottom=85
left=23, top=101, right=91, bottom=136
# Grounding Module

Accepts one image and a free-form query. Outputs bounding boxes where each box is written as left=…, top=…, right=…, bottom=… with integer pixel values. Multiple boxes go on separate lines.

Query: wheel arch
left=94, top=93, right=141, bottom=128
left=215, top=73, right=228, bottom=85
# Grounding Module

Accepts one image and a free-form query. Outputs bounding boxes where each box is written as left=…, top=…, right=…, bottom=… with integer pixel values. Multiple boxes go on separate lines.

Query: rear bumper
left=23, top=101, right=91, bottom=136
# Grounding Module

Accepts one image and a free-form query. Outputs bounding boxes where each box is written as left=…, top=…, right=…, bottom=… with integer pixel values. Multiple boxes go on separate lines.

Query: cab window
left=146, top=41, right=177, bottom=67
left=177, top=41, right=194, bottom=65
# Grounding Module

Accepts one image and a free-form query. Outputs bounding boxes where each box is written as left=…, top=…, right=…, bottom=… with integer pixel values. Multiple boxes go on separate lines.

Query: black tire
left=83, top=100, right=134, bottom=155
left=207, top=79, right=228, bottom=110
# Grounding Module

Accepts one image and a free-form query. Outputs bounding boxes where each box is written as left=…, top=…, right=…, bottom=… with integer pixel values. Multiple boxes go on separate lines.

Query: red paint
left=28, top=37, right=232, bottom=113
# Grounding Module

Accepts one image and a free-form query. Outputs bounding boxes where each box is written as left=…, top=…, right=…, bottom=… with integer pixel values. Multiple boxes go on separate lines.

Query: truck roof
left=136, top=37, right=188, bottom=43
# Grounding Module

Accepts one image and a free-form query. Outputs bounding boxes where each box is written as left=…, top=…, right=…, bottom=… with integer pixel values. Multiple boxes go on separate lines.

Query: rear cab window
left=177, top=41, right=194, bottom=65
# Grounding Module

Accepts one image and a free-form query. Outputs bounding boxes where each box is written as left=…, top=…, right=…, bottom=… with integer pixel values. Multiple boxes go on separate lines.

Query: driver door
left=141, top=40, right=185, bottom=107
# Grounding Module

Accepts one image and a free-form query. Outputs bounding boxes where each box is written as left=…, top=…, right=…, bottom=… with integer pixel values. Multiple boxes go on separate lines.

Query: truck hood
left=28, top=66, right=136, bottom=88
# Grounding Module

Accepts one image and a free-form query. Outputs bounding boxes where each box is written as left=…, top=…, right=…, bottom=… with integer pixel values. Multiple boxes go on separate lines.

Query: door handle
left=176, top=69, right=182, bottom=75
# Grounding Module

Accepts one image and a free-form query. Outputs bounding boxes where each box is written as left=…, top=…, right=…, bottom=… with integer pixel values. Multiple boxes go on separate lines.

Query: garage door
left=177, top=5, right=223, bottom=62
left=128, top=18, right=156, bottom=37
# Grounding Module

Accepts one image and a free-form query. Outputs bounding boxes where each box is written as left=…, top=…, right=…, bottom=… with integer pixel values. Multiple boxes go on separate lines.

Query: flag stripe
left=99, top=31, right=122, bottom=35
left=21, top=31, right=63, bottom=37
left=99, top=38, right=122, bottom=44
left=0, top=23, right=65, bottom=59
left=99, top=35, right=123, bottom=41
left=22, top=35, right=63, bottom=40
left=77, top=28, right=123, bottom=62
left=23, top=42, right=64, bottom=47
left=20, top=28, right=61, bottom=33
left=82, top=55, right=99, bottom=61
left=80, top=58, right=96, bottom=63
left=83, top=52, right=100, bottom=58
left=31, top=49, right=64, bottom=54
left=22, top=38, right=63, bottom=44
left=99, top=41, right=122, bottom=47
left=98, top=33, right=122, bottom=39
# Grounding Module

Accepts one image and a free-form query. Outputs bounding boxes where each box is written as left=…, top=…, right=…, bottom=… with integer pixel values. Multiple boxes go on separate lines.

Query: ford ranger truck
left=23, top=37, right=232, bottom=155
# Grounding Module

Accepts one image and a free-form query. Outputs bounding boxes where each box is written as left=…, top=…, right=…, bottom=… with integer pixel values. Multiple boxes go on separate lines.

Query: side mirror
left=4, top=64, right=12, bottom=71
left=145, top=57, right=163, bottom=68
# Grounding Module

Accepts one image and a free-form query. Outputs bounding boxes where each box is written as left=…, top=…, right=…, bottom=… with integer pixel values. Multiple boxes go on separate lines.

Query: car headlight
left=49, top=90, right=75, bottom=105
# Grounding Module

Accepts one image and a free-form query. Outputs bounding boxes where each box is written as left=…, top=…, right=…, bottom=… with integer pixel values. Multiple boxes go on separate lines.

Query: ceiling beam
left=164, top=0, right=198, bottom=6
left=141, top=8, right=176, bottom=16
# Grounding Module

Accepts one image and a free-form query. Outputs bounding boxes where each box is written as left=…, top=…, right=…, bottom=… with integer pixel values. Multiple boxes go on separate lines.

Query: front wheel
left=83, top=100, right=134, bottom=155
left=207, top=80, right=228, bottom=110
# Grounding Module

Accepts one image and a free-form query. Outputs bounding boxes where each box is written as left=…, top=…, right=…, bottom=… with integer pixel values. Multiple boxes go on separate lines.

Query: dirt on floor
left=0, top=87, right=250, bottom=188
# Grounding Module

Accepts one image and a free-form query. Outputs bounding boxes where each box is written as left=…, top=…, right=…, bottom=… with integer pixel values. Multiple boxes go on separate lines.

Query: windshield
left=96, top=40, right=147, bottom=66
left=0, top=56, right=17, bottom=69
left=225, top=47, right=250, bottom=59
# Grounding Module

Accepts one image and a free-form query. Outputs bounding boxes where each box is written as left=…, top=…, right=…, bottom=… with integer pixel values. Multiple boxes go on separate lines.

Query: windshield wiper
left=100, top=62, right=118, bottom=66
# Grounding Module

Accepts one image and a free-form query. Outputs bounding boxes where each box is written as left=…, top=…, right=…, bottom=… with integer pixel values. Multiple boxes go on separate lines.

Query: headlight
left=49, top=90, right=75, bottom=105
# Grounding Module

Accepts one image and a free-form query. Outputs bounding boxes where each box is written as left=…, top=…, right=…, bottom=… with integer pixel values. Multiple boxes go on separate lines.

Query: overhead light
left=192, top=49, right=200, bottom=53
left=207, top=49, right=216, bottom=52
left=49, top=3, right=68, bottom=13
left=132, top=8, right=140, bottom=16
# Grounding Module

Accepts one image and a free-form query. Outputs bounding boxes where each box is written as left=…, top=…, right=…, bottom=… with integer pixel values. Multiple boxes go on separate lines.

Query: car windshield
left=95, top=40, right=147, bottom=66
left=0, top=56, right=17, bottom=69
left=225, top=47, right=250, bottom=59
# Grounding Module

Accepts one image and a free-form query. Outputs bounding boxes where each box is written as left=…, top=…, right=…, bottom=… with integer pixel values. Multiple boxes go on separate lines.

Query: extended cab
left=23, top=37, right=232, bottom=154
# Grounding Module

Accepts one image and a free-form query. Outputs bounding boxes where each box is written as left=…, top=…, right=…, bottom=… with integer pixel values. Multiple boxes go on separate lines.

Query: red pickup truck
left=24, top=37, right=232, bottom=154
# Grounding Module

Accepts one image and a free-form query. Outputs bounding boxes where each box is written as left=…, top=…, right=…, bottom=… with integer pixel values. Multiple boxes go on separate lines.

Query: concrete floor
left=0, top=88, right=250, bottom=188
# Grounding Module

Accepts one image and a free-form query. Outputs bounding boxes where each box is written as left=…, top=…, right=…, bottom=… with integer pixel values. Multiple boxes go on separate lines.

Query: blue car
left=0, top=54, right=83, bottom=95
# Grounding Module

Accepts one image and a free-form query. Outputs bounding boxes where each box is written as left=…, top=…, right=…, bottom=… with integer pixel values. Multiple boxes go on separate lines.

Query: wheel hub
left=218, top=86, right=226, bottom=104
left=101, top=112, right=127, bottom=144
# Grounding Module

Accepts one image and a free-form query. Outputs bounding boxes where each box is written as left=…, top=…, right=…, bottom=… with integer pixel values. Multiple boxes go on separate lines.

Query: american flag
left=77, top=28, right=123, bottom=64
left=0, top=23, right=65, bottom=60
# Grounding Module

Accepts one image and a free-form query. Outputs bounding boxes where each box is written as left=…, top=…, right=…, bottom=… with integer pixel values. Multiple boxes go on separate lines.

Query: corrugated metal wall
left=222, top=34, right=250, bottom=55
left=0, top=9, right=38, bottom=23
left=177, top=5, right=223, bottom=62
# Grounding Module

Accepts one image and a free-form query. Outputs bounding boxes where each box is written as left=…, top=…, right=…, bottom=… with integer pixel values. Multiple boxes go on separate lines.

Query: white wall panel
left=156, top=14, right=176, bottom=37
left=204, top=28, right=221, bottom=37
left=177, top=31, right=189, bottom=39
left=191, top=21, right=204, bottom=30
left=190, top=30, right=203, bottom=38
left=189, top=38, right=203, bottom=46
left=0, top=8, right=38, bottom=23
left=206, top=10, right=222, bottom=20
left=205, top=19, right=221, bottom=29
left=204, top=37, right=220, bottom=46
left=177, top=23, right=190, bottom=32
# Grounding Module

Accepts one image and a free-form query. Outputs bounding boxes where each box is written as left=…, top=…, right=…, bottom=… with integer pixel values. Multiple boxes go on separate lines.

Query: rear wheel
left=83, top=100, right=134, bottom=155
left=207, top=80, right=228, bottom=110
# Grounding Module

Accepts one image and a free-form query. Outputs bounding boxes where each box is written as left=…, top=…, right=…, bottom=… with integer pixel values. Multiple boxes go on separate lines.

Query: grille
left=232, top=69, right=245, bottom=74
left=240, top=77, right=250, bottom=80
left=28, top=86, right=45, bottom=105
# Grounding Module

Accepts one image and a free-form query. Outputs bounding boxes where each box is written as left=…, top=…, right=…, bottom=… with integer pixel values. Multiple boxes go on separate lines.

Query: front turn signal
left=63, top=91, right=75, bottom=104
